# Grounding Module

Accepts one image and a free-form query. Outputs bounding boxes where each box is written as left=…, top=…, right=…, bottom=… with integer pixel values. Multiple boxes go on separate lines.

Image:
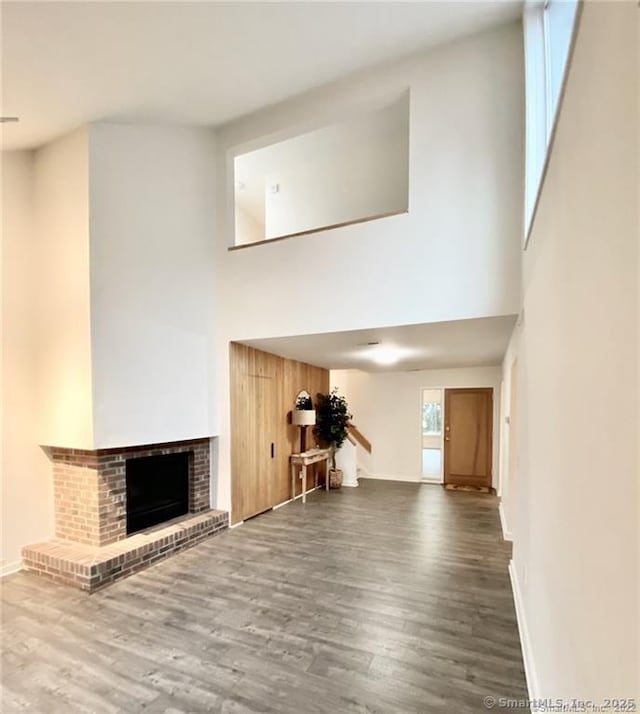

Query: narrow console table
left=290, top=448, right=331, bottom=503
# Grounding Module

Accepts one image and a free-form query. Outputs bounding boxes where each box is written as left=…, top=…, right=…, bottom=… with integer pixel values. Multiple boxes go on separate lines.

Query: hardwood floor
left=1, top=480, right=528, bottom=713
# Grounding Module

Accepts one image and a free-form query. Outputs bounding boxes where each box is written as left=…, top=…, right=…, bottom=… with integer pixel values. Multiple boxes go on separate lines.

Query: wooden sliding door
left=230, top=344, right=280, bottom=522
left=443, top=388, right=493, bottom=489
left=230, top=343, right=329, bottom=524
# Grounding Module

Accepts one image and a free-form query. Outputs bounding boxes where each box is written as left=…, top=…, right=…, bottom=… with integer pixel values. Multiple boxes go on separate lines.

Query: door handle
left=271, top=443, right=275, bottom=458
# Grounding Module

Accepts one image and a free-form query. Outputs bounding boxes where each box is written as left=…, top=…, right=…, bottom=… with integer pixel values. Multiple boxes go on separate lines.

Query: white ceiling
left=1, top=1, right=521, bottom=151
left=241, top=315, right=517, bottom=372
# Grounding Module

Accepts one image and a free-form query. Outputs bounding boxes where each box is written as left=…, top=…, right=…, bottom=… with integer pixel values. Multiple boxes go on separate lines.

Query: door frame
left=443, top=387, right=494, bottom=489
left=502, top=359, right=518, bottom=506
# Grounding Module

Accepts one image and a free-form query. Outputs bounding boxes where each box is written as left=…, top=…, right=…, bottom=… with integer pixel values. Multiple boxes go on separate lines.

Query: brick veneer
left=51, top=438, right=211, bottom=546
left=22, top=438, right=227, bottom=592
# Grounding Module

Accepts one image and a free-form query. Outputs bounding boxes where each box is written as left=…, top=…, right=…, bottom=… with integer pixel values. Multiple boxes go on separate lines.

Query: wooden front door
left=444, top=388, right=493, bottom=489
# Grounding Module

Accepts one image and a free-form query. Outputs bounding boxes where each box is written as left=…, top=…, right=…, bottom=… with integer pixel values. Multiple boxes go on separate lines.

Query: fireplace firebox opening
left=126, top=452, right=190, bottom=534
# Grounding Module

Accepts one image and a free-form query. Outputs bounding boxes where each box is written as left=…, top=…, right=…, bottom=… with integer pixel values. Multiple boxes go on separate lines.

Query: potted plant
left=314, top=388, right=352, bottom=488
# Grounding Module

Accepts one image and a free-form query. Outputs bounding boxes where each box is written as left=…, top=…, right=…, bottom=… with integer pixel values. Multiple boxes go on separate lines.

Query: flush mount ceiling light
left=370, top=347, right=403, bottom=365
left=361, top=343, right=411, bottom=366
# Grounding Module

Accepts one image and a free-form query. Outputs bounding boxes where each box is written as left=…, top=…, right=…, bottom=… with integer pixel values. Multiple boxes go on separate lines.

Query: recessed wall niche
left=232, top=93, right=410, bottom=247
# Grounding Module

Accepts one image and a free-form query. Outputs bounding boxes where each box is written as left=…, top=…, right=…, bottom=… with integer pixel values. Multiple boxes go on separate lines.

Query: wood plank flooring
left=1, top=480, right=528, bottom=713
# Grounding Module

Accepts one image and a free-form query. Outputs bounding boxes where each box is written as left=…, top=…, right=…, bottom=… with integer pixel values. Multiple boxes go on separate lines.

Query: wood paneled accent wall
left=230, top=343, right=330, bottom=524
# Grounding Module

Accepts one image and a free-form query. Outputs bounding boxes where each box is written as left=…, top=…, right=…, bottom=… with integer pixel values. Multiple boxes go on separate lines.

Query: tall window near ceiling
left=524, top=0, right=580, bottom=242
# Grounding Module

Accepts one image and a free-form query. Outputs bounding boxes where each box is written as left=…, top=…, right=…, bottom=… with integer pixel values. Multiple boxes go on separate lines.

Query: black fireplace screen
left=126, top=452, right=189, bottom=534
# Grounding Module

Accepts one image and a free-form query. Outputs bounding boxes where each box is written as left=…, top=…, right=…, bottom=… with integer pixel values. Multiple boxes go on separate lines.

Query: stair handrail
left=347, top=423, right=372, bottom=454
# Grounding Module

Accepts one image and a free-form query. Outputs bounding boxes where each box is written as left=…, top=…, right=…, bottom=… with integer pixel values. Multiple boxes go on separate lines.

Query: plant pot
left=329, top=468, right=343, bottom=489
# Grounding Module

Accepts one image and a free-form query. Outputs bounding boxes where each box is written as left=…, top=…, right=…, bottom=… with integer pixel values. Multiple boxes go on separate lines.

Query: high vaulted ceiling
left=1, top=1, right=521, bottom=151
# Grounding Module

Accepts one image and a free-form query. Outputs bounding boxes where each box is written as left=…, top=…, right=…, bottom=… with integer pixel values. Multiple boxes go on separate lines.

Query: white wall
left=33, top=128, right=94, bottom=449
left=1, top=151, right=54, bottom=569
left=1, top=125, right=219, bottom=564
left=213, top=22, right=524, bottom=514
left=503, top=2, right=638, bottom=699
left=235, top=205, right=264, bottom=246
left=216, top=22, right=523, bottom=339
left=89, top=123, right=217, bottom=448
left=331, top=366, right=502, bottom=486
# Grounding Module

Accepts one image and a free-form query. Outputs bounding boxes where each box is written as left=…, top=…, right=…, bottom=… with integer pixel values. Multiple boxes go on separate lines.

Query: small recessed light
left=0, top=117, right=20, bottom=123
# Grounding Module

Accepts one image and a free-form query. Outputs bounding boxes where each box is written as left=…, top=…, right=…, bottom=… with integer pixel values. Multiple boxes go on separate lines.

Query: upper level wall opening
left=232, top=94, right=410, bottom=248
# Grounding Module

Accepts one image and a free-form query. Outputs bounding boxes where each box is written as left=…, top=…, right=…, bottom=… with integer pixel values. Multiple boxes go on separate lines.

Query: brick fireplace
left=51, top=438, right=211, bottom=545
left=23, top=438, right=228, bottom=592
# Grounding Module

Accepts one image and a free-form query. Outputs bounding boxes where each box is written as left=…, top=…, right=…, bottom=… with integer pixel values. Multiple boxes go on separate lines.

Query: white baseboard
left=357, top=462, right=420, bottom=484
left=499, top=501, right=512, bottom=541
left=0, top=560, right=22, bottom=577
left=359, top=473, right=420, bottom=483
left=508, top=560, right=538, bottom=701
left=420, top=477, right=443, bottom=485
left=235, top=485, right=325, bottom=523
left=276, top=485, right=321, bottom=507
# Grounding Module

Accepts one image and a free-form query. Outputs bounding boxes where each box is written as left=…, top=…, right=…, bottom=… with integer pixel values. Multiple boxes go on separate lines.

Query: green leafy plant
left=314, top=388, right=352, bottom=471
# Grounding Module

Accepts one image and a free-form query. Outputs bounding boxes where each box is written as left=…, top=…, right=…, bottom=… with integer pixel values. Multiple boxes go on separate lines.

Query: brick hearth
left=22, top=438, right=228, bottom=591
left=23, top=510, right=227, bottom=592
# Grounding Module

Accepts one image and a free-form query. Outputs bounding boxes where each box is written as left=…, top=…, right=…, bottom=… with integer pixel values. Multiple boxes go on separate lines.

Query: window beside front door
left=422, top=389, right=443, bottom=480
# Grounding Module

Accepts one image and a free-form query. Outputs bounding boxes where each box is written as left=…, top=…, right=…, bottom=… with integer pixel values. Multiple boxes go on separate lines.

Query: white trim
left=509, top=560, right=539, bottom=701
left=359, top=473, right=420, bottom=483
left=420, top=477, right=443, bottom=486
left=288, top=486, right=324, bottom=500
left=229, top=520, right=244, bottom=529
left=499, top=501, right=512, bottom=541
left=0, top=561, right=22, bottom=577
left=497, top=379, right=505, bottom=498
left=233, top=485, right=322, bottom=523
